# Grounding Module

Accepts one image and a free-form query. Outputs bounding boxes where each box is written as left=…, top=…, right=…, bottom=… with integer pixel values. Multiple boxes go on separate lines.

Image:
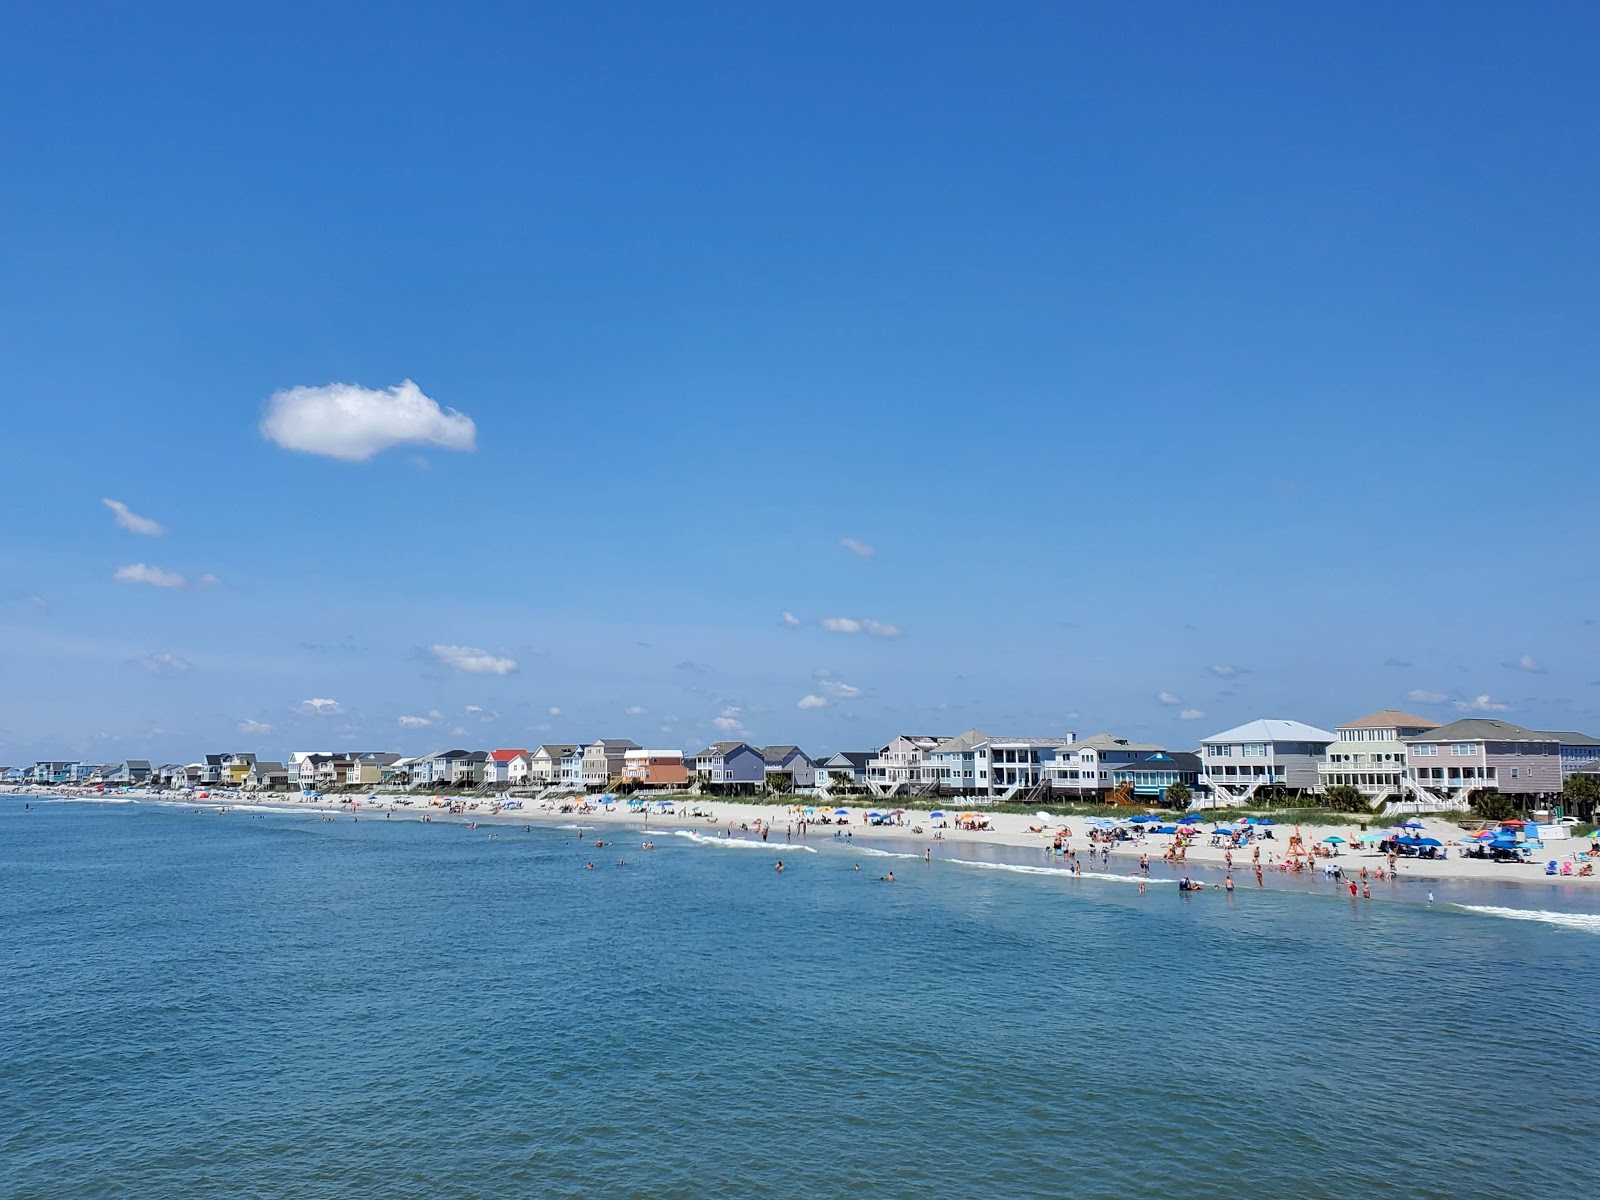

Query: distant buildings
left=1320, top=710, right=1439, bottom=805
left=1403, top=719, right=1561, bottom=806
left=1198, top=719, right=1336, bottom=805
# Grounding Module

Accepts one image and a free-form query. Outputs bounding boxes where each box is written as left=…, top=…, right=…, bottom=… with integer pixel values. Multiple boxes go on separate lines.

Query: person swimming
left=775, top=861, right=784, bottom=873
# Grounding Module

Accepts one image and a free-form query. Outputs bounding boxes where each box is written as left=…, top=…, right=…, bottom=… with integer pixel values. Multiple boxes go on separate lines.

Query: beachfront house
left=622, top=749, right=690, bottom=788
left=692, top=742, right=767, bottom=790
left=923, top=730, right=1068, bottom=801
left=761, top=745, right=817, bottom=792
left=1319, top=710, right=1439, bottom=806
left=244, top=761, right=289, bottom=790
left=345, top=752, right=400, bottom=787
left=1198, top=719, right=1336, bottom=806
left=1044, top=733, right=1164, bottom=800
left=558, top=746, right=587, bottom=788
left=1543, top=731, right=1600, bottom=781
left=106, top=760, right=152, bottom=785
left=1, top=766, right=22, bottom=783
left=483, top=749, right=531, bottom=787
left=1403, top=719, right=1561, bottom=809
left=1109, top=751, right=1204, bottom=805
left=582, top=739, right=641, bottom=788
left=530, top=745, right=576, bottom=788
left=221, top=754, right=257, bottom=786
left=865, top=735, right=948, bottom=796
left=72, top=764, right=105, bottom=784
left=813, top=751, right=874, bottom=795
left=32, top=761, right=79, bottom=786
left=199, top=755, right=224, bottom=785
left=448, top=751, right=489, bottom=786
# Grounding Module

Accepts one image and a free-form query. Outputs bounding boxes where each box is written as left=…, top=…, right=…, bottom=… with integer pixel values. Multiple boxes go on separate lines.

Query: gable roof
left=1202, top=719, right=1336, bottom=744
left=590, top=739, right=641, bottom=750
left=1068, top=733, right=1165, bottom=754
left=1339, top=710, right=1439, bottom=732
left=762, top=745, right=811, bottom=765
left=1115, top=750, right=1202, bottom=772
left=823, top=751, right=875, bottom=768
left=533, top=744, right=578, bottom=758
left=1403, top=718, right=1554, bottom=743
left=1540, top=730, right=1600, bottom=747
left=695, top=741, right=759, bottom=759
left=489, top=748, right=531, bottom=763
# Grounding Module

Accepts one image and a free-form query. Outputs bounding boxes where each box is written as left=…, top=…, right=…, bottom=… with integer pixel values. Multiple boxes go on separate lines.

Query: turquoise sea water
left=4, top=798, right=1598, bottom=1199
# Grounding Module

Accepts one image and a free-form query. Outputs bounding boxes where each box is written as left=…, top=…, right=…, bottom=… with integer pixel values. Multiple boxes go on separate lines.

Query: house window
left=1451, top=744, right=1474, bottom=756
left=1241, top=743, right=1266, bottom=758
left=1412, top=744, right=1438, bottom=757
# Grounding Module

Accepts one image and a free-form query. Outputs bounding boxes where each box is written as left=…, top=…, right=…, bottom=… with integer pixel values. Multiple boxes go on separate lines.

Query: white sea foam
left=670, top=830, right=817, bottom=853
left=39, top=796, right=139, bottom=805
left=856, top=847, right=922, bottom=861
left=1455, top=905, right=1600, bottom=935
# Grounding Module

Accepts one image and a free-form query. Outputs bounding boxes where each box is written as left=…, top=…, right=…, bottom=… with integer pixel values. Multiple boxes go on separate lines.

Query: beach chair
left=1544, top=860, right=1558, bottom=875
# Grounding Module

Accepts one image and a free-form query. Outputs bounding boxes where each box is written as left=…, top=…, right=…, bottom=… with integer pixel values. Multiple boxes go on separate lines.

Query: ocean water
left=4, top=799, right=1598, bottom=1199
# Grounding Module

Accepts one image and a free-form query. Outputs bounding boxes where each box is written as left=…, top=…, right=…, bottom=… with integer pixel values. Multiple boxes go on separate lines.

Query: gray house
left=1199, top=719, right=1336, bottom=805
left=107, top=760, right=152, bottom=784
left=762, top=745, right=817, bottom=791
left=1404, top=719, right=1561, bottom=806
left=693, top=742, right=767, bottom=789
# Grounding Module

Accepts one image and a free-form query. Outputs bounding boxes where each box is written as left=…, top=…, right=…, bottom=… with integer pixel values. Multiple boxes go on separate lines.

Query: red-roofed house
left=484, top=748, right=531, bottom=787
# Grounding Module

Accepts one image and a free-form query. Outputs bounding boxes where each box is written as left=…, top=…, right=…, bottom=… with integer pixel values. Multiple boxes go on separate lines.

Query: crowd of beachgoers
left=12, top=783, right=1600, bottom=886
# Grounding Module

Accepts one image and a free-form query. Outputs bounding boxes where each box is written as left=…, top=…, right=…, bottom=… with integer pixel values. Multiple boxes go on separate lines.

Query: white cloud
left=548, top=706, right=561, bottom=716
left=114, top=562, right=187, bottom=588
left=136, top=652, right=191, bottom=676
left=624, top=705, right=647, bottom=715
left=1454, top=694, right=1512, bottom=713
left=398, top=715, right=434, bottom=727
left=797, top=694, right=828, bottom=709
left=1179, top=709, right=1207, bottom=721
left=1506, top=655, right=1546, bottom=674
left=196, top=573, right=223, bottom=588
left=1158, top=691, right=1182, bottom=705
left=1209, top=664, right=1236, bottom=677
left=260, top=379, right=476, bottom=462
left=780, top=611, right=802, bottom=628
left=102, top=498, right=164, bottom=536
left=430, top=643, right=517, bottom=675
left=237, top=719, right=272, bottom=734
left=298, top=697, right=343, bottom=715
left=822, top=616, right=901, bottom=638
left=1408, top=689, right=1448, bottom=704
left=713, top=705, right=745, bottom=732
left=451, top=726, right=469, bottom=736
left=820, top=680, right=860, bottom=699
left=465, top=705, right=483, bottom=713
left=839, top=537, right=874, bottom=558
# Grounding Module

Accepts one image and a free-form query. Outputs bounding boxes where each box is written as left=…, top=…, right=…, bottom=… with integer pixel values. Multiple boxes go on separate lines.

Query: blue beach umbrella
left=1403, top=819, right=1424, bottom=829
left=929, top=811, right=946, bottom=819
left=1256, top=818, right=1275, bottom=826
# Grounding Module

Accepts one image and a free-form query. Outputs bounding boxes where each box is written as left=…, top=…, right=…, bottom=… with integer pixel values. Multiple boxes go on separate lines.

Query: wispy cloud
left=113, top=563, right=188, bottom=588
left=547, top=706, right=561, bottom=716
left=237, top=719, right=272, bottom=734
left=135, top=652, right=190, bottom=676
left=624, top=705, right=646, bottom=715
left=298, top=697, right=343, bottom=715
left=102, top=498, right=164, bottom=536
left=398, top=714, right=434, bottom=727
left=820, top=680, right=860, bottom=699
left=1180, top=709, right=1207, bottom=721
left=260, top=380, right=476, bottom=462
left=797, top=695, right=827, bottom=709
left=839, top=537, right=874, bottom=559
left=1504, top=654, right=1546, bottom=674
left=820, top=617, right=902, bottom=638
left=24, top=592, right=47, bottom=610
left=1208, top=664, right=1236, bottom=677
left=1408, top=689, right=1448, bottom=704
left=713, top=706, right=745, bottom=732
left=1158, top=691, right=1182, bottom=705
left=430, top=644, right=517, bottom=675
left=780, top=611, right=802, bottom=628
left=1454, top=694, right=1512, bottom=713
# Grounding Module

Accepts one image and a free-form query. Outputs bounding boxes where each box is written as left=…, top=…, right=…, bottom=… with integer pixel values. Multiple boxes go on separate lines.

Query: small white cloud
left=1408, top=689, right=1448, bottom=704
left=136, top=652, right=191, bottom=676
left=465, top=704, right=482, bottom=713
left=398, top=715, right=434, bottom=728
left=430, top=643, right=517, bottom=676
left=114, top=563, right=187, bottom=588
left=820, top=680, right=860, bottom=699
left=548, top=706, right=561, bottom=716
left=298, top=697, right=343, bottom=715
left=797, top=694, right=828, bottom=709
left=102, top=498, right=164, bottom=536
left=780, top=611, right=802, bottom=628
left=1209, top=664, right=1236, bottom=677
left=260, top=379, right=477, bottom=462
left=1454, top=694, right=1512, bottom=713
left=823, top=616, right=901, bottom=638
left=196, top=573, right=223, bottom=588
left=840, top=537, right=874, bottom=558
left=821, top=617, right=862, bottom=634
left=1158, top=691, right=1182, bottom=705
left=1505, top=655, right=1546, bottom=674
left=451, top=726, right=469, bottom=736
left=1179, top=709, right=1207, bottom=721
left=862, top=620, right=901, bottom=638
left=713, top=705, right=745, bottom=732
left=237, top=719, right=272, bottom=734
left=624, top=705, right=647, bottom=715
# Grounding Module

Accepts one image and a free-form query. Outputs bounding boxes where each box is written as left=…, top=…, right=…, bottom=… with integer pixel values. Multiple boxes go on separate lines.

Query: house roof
left=827, top=751, right=875, bottom=768
left=1403, top=719, right=1554, bottom=743
left=762, top=745, right=811, bottom=765
left=535, top=744, right=578, bottom=757
left=489, top=748, right=531, bottom=762
left=590, top=739, right=641, bottom=750
left=1339, top=710, right=1440, bottom=732
left=121, top=760, right=152, bottom=770
left=253, top=761, right=286, bottom=773
left=1539, top=730, right=1600, bottom=746
left=696, top=741, right=758, bottom=759
left=1116, top=750, right=1202, bottom=773
left=1068, top=733, right=1166, bottom=754
left=1202, top=719, right=1336, bottom=744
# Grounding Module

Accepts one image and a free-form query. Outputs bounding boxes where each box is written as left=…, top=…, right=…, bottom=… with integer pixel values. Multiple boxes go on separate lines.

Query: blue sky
left=3, top=1, right=1598, bottom=764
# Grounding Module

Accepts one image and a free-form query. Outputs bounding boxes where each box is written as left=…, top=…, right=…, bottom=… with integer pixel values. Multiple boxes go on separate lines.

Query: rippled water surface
left=4, top=799, right=1597, bottom=1199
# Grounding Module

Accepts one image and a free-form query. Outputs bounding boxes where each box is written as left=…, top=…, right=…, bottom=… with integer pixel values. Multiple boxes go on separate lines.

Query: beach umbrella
left=833, top=808, right=850, bottom=815
left=1036, top=811, right=1053, bottom=821
left=1498, top=818, right=1527, bottom=828
left=1256, top=818, right=1275, bottom=826
left=1355, top=832, right=1383, bottom=843
left=1322, top=836, right=1346, bottom=844
left=1402, top=818, right=1424, bottom=828
left=929, top=811, right=946, bottom=819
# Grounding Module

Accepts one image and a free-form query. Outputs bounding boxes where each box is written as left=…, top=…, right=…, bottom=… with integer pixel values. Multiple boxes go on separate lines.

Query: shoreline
left=15, top=786, right=1599, bottom=889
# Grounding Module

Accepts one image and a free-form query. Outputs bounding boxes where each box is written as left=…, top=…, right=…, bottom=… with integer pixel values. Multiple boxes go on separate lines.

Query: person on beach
left=1139, top=853, right=1150, bottom=875
left=886, top=871, right=894, bottom=883
left=1225, top=874, right=1234, bottom=893
left=1254, top=866, right=1264, bottom=888
left=1362, top=881, right=1371, bottom=899
left=1427, top=891, right=1435, bottom=905
left=775, top=861, right=784, bottom=873
left=925, top=849, right=931, bottom=863
left=1138, top=880, right=1146, bottom=895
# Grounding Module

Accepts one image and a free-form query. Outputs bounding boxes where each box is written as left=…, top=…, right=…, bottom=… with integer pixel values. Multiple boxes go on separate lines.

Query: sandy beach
left=30, top=786, right=1596, bottom=887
